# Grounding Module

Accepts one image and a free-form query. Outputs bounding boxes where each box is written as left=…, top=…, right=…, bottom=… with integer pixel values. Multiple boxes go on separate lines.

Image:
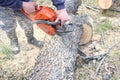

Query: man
left=0, top=0, right=69, bottom=54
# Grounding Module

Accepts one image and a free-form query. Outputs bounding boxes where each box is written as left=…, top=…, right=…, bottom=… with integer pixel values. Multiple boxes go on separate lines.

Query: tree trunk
left=26, top=1, right=93, bottom=79
left=26, top=15, right=93, bottom=80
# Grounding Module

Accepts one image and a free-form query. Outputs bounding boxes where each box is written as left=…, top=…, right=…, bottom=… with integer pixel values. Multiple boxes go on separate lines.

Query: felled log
left=98, top=0, right=120, bottom=11
left=26, top=1, right=92, bottom=79
left=26, top=14, right=93, bottom=80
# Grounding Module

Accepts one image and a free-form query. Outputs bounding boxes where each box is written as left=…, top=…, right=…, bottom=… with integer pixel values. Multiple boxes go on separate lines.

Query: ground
left=0, top=0, right=120, bottom=80
left=75, top=1, right=120, bottom=80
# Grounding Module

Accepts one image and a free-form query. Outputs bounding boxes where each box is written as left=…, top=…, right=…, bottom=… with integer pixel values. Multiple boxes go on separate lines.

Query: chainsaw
left=22, top=6, right=62, bottom=35
left=22, top=6, right=93, bottom=45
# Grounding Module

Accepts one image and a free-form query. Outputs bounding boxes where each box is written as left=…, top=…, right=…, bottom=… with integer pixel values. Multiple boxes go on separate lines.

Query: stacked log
left=98, top=0, right=120, bottom=11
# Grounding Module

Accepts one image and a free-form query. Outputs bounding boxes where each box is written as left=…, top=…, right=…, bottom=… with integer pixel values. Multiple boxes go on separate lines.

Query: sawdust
left=0, top=24, right=47, bottom=79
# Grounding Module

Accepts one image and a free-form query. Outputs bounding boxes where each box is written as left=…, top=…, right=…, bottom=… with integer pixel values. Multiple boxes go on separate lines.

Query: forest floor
left=75, top=0, right=120, bottom=80
left=0, top=0, right=120, bottom=80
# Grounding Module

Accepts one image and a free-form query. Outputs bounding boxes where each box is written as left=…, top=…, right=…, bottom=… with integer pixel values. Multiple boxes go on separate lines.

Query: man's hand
left=55, top=9, right=69, bottom=25
left=22, top=2, right=37, bottom=14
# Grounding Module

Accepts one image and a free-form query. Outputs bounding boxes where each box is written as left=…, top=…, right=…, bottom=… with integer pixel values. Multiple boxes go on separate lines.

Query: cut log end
left=98, top=0, right=113, bottom=9
left=79, top=23, right=93, bottom=45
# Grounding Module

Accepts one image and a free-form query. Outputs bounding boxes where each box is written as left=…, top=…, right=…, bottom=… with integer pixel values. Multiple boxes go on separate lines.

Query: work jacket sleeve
left=51, top=0, right=65, bottom=10
left=0, top=0, right=28, bottom=9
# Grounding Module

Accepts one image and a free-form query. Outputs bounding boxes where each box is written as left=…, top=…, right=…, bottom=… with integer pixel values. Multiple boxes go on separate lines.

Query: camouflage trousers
left=0, top=7, right=33, bottom=38
left=0, top=7, right=33, bottom=46
left=0, top=7, right=35, bottom=53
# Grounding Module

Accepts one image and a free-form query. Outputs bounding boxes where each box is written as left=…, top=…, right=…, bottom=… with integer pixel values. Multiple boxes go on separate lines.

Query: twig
left=93, top=41, right=120, bottom=80
left=82, top=53, right=107, bottom=63
left=101, top=31, right=105, bottom=46
left=84, top=5, right=100, bottom=12
left=84, top=4, right=120, bottom=13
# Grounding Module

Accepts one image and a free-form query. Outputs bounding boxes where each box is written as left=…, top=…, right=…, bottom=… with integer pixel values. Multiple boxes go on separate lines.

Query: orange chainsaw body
left=22, top=6, right=57, bottom=35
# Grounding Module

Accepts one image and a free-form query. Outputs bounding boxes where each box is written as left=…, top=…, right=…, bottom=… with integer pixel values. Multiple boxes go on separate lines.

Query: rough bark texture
left=26, top=15, right=88, bottom=80
left=65, top=0, right=82, bottom=14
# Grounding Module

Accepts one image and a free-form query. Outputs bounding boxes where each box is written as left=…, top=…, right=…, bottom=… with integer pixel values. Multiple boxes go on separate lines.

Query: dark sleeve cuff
left=17, top=1, right=23, bottom=9
left=51, top=0, right=65, bottom=10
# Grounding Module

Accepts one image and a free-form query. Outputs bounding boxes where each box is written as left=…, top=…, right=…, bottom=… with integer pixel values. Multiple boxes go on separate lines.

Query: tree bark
left=26, top=14, right=93, bottom=80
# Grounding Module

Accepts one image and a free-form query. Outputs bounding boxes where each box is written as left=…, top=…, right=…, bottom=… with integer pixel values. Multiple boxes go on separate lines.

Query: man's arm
left=51, top=0, right=69, bottom=25
left=0, top=0, right=37, bottom=13
left=0, top=0, right=23, bottom=9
